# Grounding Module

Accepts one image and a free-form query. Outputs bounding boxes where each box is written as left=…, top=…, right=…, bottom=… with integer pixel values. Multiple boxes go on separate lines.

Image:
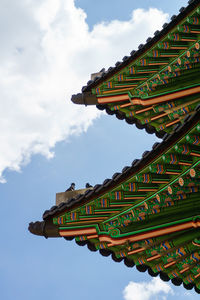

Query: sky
left=1, top=0, right=199, bottom=299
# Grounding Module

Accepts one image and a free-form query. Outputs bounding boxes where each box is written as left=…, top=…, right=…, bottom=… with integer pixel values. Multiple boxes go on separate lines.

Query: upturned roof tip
left=71, top=92, right=98, bottom=106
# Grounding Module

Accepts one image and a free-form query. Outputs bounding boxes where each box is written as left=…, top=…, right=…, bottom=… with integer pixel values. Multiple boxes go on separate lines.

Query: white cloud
left=0, top=0, right=168, bottom=182
left=123, top=277, right=173, bottom=300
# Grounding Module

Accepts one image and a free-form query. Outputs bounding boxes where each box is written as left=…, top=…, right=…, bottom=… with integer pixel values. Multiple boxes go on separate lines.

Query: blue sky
left=1, top=0, right=199, bottom=299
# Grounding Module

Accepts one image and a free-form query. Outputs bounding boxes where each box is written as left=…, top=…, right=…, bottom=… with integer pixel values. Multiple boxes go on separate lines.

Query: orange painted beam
left=100, top=218, right=200, bottom=246
left=97, top=86, right=200, bottom=106
left=60, top=227, right=97, bottom=237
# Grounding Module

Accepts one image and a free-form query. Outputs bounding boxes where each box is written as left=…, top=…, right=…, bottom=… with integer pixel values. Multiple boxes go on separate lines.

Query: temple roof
left=34, top=107, right=199, bottom=222
left=72, top=0, right=200, bottom=137
left=74, top=0, right=200, bottom=94
left=29, top=0, right=200, bottom=293
left=29, top=106, right=200, bottom=292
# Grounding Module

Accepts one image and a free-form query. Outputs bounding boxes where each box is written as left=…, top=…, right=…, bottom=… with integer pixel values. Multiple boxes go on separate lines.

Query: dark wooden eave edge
left=71, top=92, right=98, bottom=105
left=28, top=220, right=60, bottom=238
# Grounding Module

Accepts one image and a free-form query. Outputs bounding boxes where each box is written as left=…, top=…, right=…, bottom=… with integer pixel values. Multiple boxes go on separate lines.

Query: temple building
left=29, top=0, right=200, bottom=293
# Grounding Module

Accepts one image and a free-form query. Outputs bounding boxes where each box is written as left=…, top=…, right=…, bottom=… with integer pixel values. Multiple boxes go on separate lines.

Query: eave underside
left=29, top=107, right=200, bottom=292
left=72, top=0, right=200, bottom=137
